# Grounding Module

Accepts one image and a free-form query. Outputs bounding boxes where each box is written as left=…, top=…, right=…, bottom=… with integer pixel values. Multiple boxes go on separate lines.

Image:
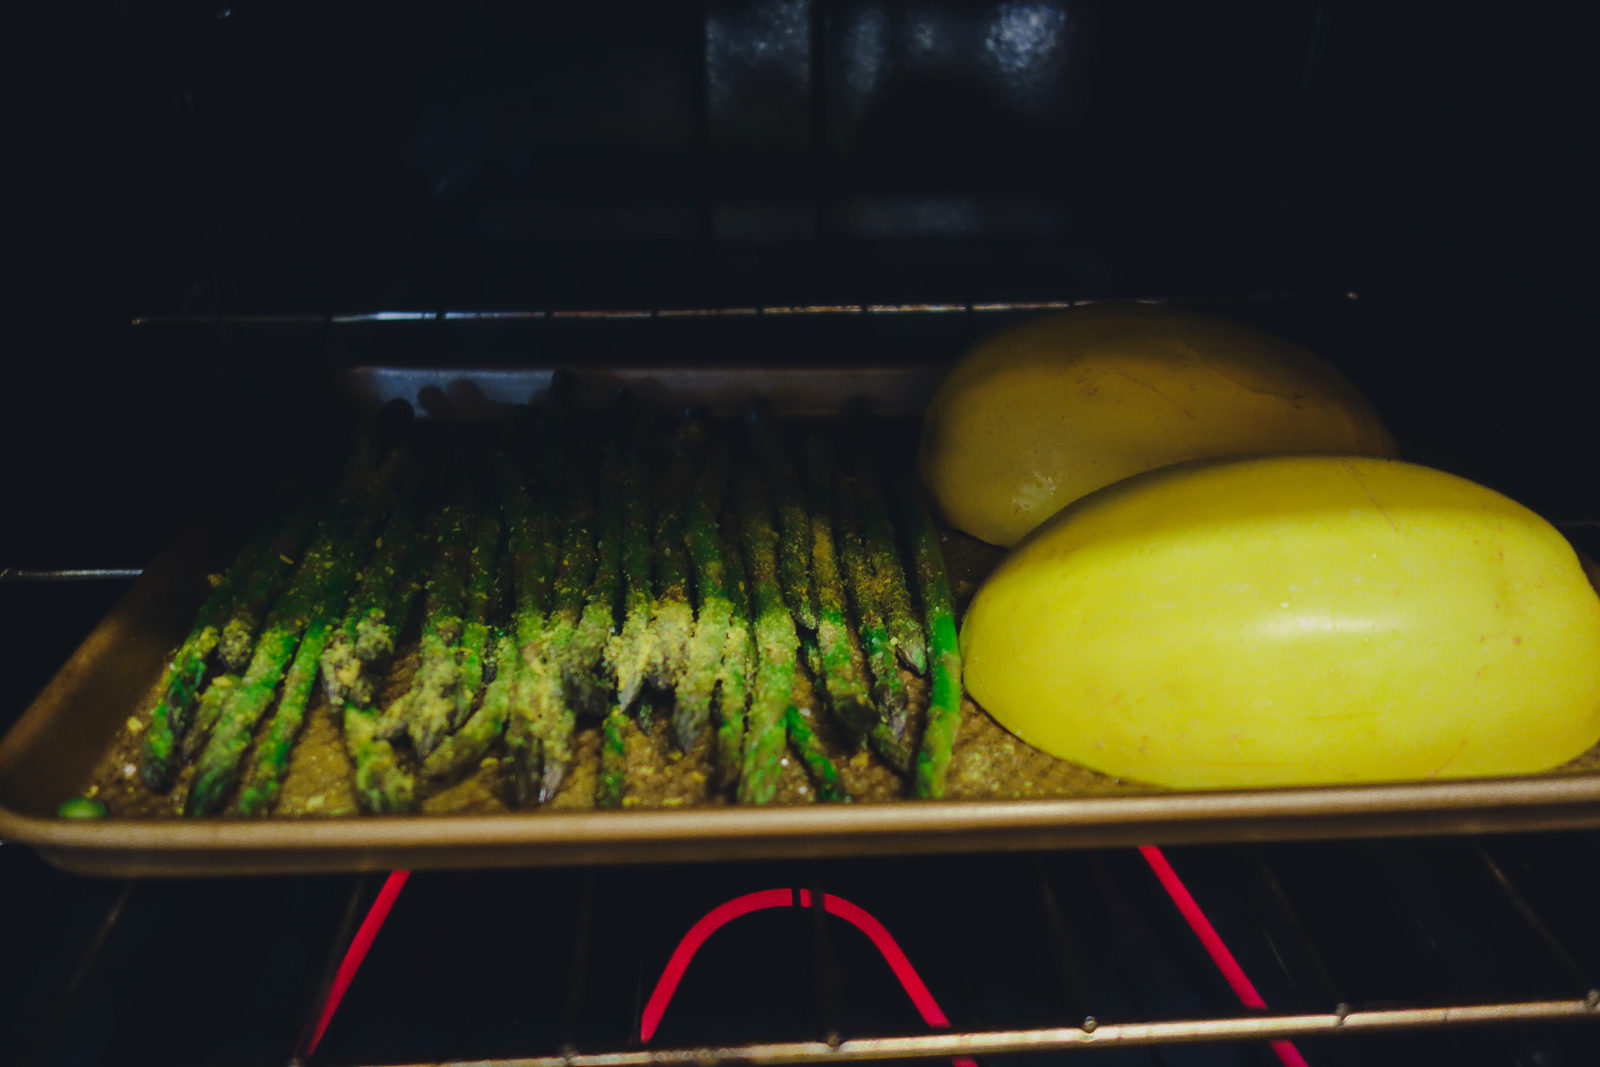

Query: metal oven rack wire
left=11, top=826, right=1599, bottom=1065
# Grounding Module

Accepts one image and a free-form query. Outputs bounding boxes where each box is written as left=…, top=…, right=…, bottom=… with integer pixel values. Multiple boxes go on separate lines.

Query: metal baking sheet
left=2, top=365, right=1598, bottom=878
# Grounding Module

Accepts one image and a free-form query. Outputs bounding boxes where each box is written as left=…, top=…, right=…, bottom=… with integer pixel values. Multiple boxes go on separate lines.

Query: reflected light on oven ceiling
left=838, top=2, right=1072, bottom=120
left=839, top=195, right=984, bottom=239
left=707, top=2, right=1076, bottom=123
left=706, top=0, right=812, bottom=118
left=842, top=6, right=889, bottom=102
left=984, top=1, right=1071, bottom=108
left=905, top=7, right=961, bottom=63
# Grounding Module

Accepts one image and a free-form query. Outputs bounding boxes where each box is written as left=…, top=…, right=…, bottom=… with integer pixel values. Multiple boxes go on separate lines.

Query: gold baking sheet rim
left=5, top=777, right=1600, bottom=878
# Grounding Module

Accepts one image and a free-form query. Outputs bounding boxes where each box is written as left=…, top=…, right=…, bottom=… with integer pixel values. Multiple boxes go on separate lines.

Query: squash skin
left=918, top=303, right=1397, bottom=547
left=960, top=455, right=1600, bottom=788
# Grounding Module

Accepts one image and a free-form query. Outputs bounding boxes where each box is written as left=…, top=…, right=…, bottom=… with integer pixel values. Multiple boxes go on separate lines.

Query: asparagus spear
left=398, top=501, right=474, bottom=759
left=321, top=505, right=421, bottom=710
left=433, top=447, right=544, bottom=783
left=184, top=446, right=407, bottom=815
left=497, top=439, right=555, bottom=802
left=185, top=526, right=359, bottom=813
left=511, top=454, right=596, bottom=805
left=456, top=512, right=503, bottom=714
left=676, top=444, right=734, bottom=750
left=344, top=704, right=416, bottom=813
left=322, top=500, right=425, bottom=812
left=786, top=706, right=848, bottom=802
left=643, top=417, right=700, bottom=693
left=836, top=453, right=913, bottom=771
left=715, top=518, right=754, bottom=791
left=735, top=466, right=802, bottom=805
left=893, top=478, right=965, bottom=798
left=850, top=414, right=927, bottom=675
left=178, top=439, right=404, bottom=765
left=608, top=417, right=655, bottom=715
left=567, top=447, right=623, bottom=717
left=240, top=495, right=432, bottom=815
left=799, top=635, right=824, bottom=686
left=748, top=406, right=817, bottom=633
left=232, top=581, right=350, bottom=816
left=799, top=433, right=877, bottom=740
left=216, top=508, right=319, bottom=671
left=422, top=632, right=515, bottom=783
left=596, top=705, right=629, bottom=809
left=179, top=674, right=239, bottom=763
left=141, top=513, right=288, bottom=791
left=216, top=401, right=407, bottom=671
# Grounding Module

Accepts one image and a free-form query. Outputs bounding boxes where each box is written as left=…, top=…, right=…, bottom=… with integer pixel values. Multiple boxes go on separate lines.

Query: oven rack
left=324, top=1001, right=1600, bottom=1067
left=303, top=842, right=1600, bottom=1065
left=9, top=754, right=1596, bottom=1066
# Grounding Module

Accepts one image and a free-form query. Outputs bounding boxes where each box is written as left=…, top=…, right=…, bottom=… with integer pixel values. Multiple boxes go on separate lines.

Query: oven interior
left=5, top=2, right=1597, bottom=1065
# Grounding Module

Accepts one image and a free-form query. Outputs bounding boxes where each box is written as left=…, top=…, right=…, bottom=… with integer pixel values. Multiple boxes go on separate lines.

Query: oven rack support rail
left=127, top=293, right=1308, bottom=327
left=311, top=994, right=1600, bottom=1067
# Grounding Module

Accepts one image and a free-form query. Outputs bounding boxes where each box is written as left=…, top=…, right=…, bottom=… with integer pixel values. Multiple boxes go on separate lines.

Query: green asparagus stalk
left=799, top=636, right=824, bottom=686
left=799, top=433, right=877, bottom=740
left=456, top=512, right=503, bottom=712
left=786, top=706, right=848, bottom=802
left=892, top=478, right=965, bottom=798
left=241, top=496, right=430, bottom=816
left=436, top=446, right=544, bottom=783
left=608, top=418, right=655, bottom=715
left=214, top=400, right=410, bottom=671
left=184, top=446, right=407, bottom=815
left=344, top=704, right=416, bottom=813
left=596, top=705, right=629, bottom=809
left=748, top=406, right=817, bottom=633
left=179, top=674, right=239, bottom=762
left=322, top=500, right=425, bottom=812
left=715, top=518, right=754, bottom=791
left=514, top=403, right=571, bottom=800
left=511, top=456, right=596, bottom=806
left=509, top=656, right=557, bottom=805
left=178, top=440, right=403, bottom=765
left=736, top=466, right=802, bottom=805
left=422, top=632, right=513, bottom=783
left=643, top=417, right=700, bottom=692
left=399, top=501, right=474, bottom=759
left=141, top=513, right=289, bottom=791
left=321, top=505, right=422, bottom=710
left=850, top=414, right=927, bottom=675
left=216, top=508, right=319, bottom=671
left=567, top=448, right=623, bottom=717
left=185, top=530, right=349, bottom=815
left=836, top=454, right=912, bottom=770
left=497, top=438, right=555, bottom=802
left=676, top=445, right=734, bottom=750
left=516, top=403, right=564, bottom=616
left=232, top=588, right=348, bottom=816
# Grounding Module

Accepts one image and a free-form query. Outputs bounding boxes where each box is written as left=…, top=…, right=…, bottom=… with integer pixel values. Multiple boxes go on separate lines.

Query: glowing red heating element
left=1139, top=846, right=1310, bottom=1067
left=639, top=887, right=978, bottom=1067
left=304, top=869, right=411, bottom=1057
left=307, top=852, right=1306, bottom=1067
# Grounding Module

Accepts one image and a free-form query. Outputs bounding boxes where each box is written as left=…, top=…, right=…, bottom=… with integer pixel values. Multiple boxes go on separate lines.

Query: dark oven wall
left=48, top=0, right=1334, bottom=313
left=8, top=0, right=1596, bottom=558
